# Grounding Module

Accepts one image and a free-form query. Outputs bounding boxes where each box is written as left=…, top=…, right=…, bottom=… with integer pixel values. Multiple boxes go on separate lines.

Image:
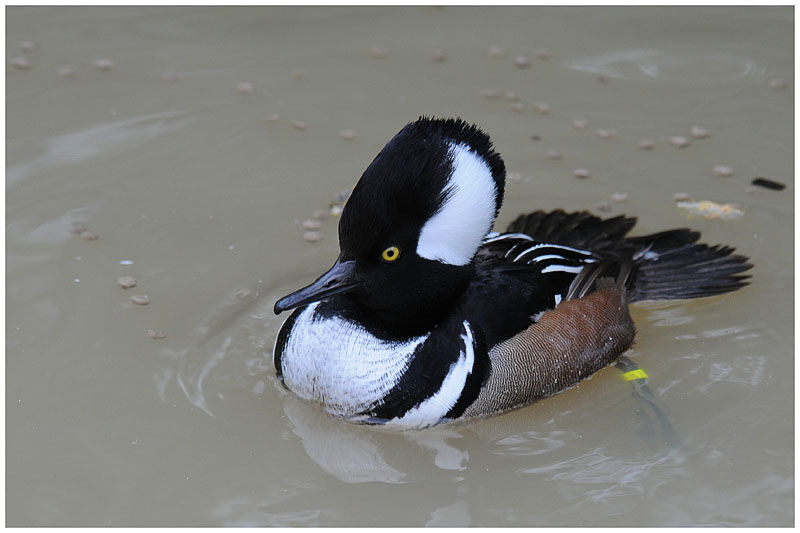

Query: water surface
left=6, top=6, right=793, bottom=526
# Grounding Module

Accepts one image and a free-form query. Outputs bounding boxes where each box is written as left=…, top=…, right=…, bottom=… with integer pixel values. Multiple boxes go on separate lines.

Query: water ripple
left=7, top=110, right=191, bottom=188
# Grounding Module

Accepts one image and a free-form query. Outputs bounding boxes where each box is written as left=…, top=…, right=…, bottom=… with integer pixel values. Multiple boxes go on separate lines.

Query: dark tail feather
left=630, top=242, right=752, bottom=302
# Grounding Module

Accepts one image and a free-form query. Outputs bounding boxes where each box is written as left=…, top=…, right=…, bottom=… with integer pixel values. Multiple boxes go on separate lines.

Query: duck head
left=275, top=117, right=506, bottom=332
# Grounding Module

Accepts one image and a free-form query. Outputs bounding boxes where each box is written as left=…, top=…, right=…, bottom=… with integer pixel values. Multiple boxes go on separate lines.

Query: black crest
left=338, top=117, right=506, bottom=257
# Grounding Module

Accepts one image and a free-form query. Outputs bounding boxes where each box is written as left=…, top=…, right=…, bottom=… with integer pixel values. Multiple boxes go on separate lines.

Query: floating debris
left=57, top=66, right=76, bottom=78
left=531, top=134, right=542, bottom=141
left=712, top=165, right=733, bottom=177
left=9, top=57, right=31, bottom=70
left=236, top=81, right=255, bottom=94
left=303, top=231, right=323, bottom=243
left=638, top=139, right=655, bottom=150
left=595, top=201, right=612, bottom=212
left=312, top=209, right=330, bottom=221
left=130, top=294, right=150, bottom=305
left=511, top=102, right=526, bottom=113
left=291, top=120, right=307, bottom=131
left=677, top=200, right=744, bottom=220
left=330, top=205, right=343, bottom=217
left=264, top=113, right=280, bottom=123
left=302, top=219, right=322, bottom=230
left=338, top=129, right=355, bottom=140
left=503, top=90, right=519, bottom=102
left=573, top=168, right=591, bottom=179
left=117, top=276, right=137, bottom=289
left=534, top=50, right=550, bottom=60
left=79, top=231, right=99, bottom=241
left=596, top=129, right=617, bottom=139
left=93, top=59, right=114, bottom=71
left=480, top=88, right=501, bottom=100
left=19, top=40, right=35, bottom=52
left=610, top=192, right=629, bottom=203
left=571, top=119, right=589, bottom=130
left=488, top=46, right=506, bottom=58
left=146, top=329, right=166, bottom=340
left=545, top=150, right=562, bottom=161
left=596, top=75, right=609, bottom=84
left=690, top=126, right=710, bottom=139
left=769, top=78, right=787, bottom=90
left=429, top=49, right=447, bottom=63
left=751, top=177, right=786, bottom=191
left=67, top=221, right=88, bottom=234
left=669, top=135, right=691, bottom=148
left=673, top=192, right=692, bottom=202
left=513, top=55, right=531, bottom=69
left=532, top=102, right=550, bottom=115
left=369, top=46, right=388, bottom=58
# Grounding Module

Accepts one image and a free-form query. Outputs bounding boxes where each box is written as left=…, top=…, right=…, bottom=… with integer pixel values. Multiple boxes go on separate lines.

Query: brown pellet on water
left=117, top=276, right=137, bottom=289
left=312, top=209, right=330, bottom=221
left=146, top=329, right=166, bottom=340
left=690, top=126, right=710, bottom=139
left=673, top=192, right=692, bottom=202
left=236, top=81, right=255, bottom=94
left=488, top=46, right=506, bottom=58
left=93, top=59, right=114, bottom=71
left=712, top=165, right=733, bottom=177
left=368, top=46, right=388, bottom=58
left=638, top=139, right=655, bottom=150
left=10, top=57, right=31, bottom=70
left=130, top=294, right=150, bottom=305
left=303, top=231, right=323, bottom=243
left=670, top=136, right=691, bottom=148
left=67, top=221, right=88, bottom=234
left=532, top=102, right=550, bottom=115
left=429, top=49, right=447, bottom=63
left=571, top=119, right=589, bottom=130
left=610, top=192, right=629, bottom=203
left=513, top=55, right=531, bottom=69
left=573, top=168, right=591, bottom=179
left=595, top=201, right=612, bottom=212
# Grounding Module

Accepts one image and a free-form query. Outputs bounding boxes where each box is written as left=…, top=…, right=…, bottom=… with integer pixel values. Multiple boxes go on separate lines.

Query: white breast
left=277, top=303, right=428, bottom=418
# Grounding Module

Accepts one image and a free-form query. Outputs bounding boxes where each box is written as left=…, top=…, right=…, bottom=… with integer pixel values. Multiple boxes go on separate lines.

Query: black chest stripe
left=274, top=307, right=304, bottom=378
left=364, top=322, right=489, bottom=422
left=445, top=325, right=490, bottom=419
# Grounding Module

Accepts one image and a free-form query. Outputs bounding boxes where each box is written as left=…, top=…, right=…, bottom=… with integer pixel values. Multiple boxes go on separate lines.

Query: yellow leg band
left=622, top=369, right=649, bottom=382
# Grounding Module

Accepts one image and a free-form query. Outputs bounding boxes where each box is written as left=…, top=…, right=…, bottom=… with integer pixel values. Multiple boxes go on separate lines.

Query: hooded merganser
left=273, top=117, right=752, bottom=429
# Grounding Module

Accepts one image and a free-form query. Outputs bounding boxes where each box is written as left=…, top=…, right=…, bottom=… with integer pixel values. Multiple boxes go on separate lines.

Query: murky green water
left=6, top=6, right=793, bottom=526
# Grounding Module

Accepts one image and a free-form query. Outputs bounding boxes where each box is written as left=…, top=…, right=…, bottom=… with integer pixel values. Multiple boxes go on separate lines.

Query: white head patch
left=416, top=143, right=498, bottom=265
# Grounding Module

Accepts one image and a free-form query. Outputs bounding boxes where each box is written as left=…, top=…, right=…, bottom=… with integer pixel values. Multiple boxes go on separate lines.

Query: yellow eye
left=380, top=246, right=401, bottom=263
